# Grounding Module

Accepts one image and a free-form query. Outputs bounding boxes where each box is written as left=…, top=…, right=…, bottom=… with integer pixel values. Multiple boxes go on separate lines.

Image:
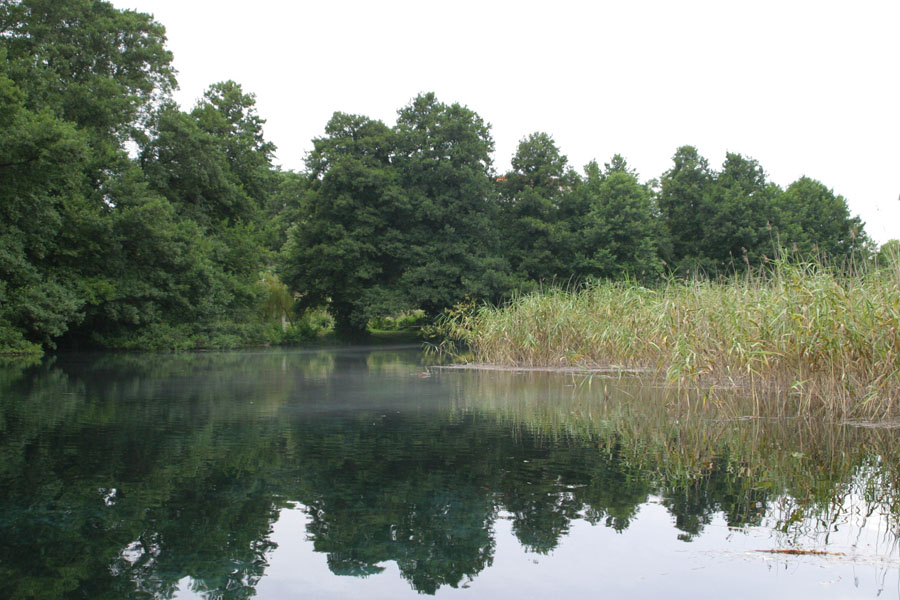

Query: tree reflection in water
left=1, top=350, right=899, bottom=598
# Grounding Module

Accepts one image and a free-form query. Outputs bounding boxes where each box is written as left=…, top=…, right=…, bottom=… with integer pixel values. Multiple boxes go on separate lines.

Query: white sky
left=112, top=0, right=899, bottom=245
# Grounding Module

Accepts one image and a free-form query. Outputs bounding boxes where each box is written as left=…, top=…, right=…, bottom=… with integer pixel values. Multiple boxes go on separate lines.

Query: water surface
left=1, top=347, right=899, bottom=598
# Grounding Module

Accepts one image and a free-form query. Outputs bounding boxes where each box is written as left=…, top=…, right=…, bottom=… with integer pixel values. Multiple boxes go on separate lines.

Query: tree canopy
left=394, top=92, right=510, bottom=316
left=282, top=112, right=409, bottom=335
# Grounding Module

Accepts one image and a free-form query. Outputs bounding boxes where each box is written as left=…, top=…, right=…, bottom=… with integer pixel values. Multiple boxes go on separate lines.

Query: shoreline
left=432, top=363, right=651, bottom=375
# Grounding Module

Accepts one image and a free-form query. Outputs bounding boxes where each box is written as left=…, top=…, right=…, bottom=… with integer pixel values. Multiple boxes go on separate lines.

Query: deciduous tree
left=573, top=156, right=664, bottom=280
left=498, top=132, right=574, bottom=285
left=776, top=176, right=867, bottom=261
left=658, top=145, right=714, bottom=273
left=281, top=112, right=409, bottom=335
left=394, top=93, right=510, bottom=314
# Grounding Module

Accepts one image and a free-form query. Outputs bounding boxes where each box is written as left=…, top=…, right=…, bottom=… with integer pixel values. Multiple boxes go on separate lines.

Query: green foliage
left=1, top=12, right=274, bottom=352
left=0, top=324, right=43, bottom=356
left=658, top=145, right=713, bottom=271
left=657, top=148, right=869, bottom=275
left=262, top=169, right=306, bottom=253
left=395, top=93, right=512, bottom=314
left=1, top=1, right=189, bottom=351
left=0, top=2, right=877, bottom=350
left=260, top=307, right=332, bottom=345
left=75, top=80, right=276, bottom=351
left=281, top=112, right=410, bottom=336
left=703, top=152, right=780, bottom=268
left=498, top=132, right=574, bottom=285
left=84, top=195, right=217, bottom=345
left=776, top=176, right=868, bottom=261
left=259, top=272, right=293, bottom=323
left=281, top=94, right=515, bottom=335
left=878, top=240, right=900, bottom=267
left=141, top=105, right=248, bottom=225
left=141, top=81, right=274, bottom=229
left=571, top=156, right=664, bottom=280
left=369, top=309, right=426, bottom=331
left=0, top=54, right=92, bottom=347
left=658, top=147, right=781, bottom=273
left=0, top=0, right=175, bottom=139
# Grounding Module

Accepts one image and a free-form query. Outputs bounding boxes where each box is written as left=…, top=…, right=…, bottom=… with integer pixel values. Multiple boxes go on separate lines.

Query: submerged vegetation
left=438, top=252, right=900, bottom=417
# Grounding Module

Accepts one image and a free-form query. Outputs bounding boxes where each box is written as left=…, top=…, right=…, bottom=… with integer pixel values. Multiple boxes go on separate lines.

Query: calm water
left=2, top=347, right=900, bottom=599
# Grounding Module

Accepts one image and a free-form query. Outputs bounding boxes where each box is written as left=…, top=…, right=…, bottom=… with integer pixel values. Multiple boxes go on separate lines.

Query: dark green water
left=2, top=347, right=899, bottom=599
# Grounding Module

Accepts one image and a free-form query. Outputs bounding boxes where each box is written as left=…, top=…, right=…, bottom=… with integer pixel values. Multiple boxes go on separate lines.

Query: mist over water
left=2, top=347, right=899, bottom=598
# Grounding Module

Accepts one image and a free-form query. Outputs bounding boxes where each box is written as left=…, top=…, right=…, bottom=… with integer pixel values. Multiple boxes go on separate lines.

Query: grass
left=436, top=253, right=900, bottom=417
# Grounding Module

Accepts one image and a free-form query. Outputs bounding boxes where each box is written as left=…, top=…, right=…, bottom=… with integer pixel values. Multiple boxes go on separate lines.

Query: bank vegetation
left=437, top=251, right=900, bottom=417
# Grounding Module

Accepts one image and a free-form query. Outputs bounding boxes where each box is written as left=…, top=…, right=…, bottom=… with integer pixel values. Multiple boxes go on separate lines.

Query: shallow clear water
left=1, top=347, right=899, bottom=598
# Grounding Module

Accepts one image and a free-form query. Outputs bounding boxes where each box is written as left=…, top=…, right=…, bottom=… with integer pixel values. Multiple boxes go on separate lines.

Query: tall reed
left=439, top=254, right=900, bottom=417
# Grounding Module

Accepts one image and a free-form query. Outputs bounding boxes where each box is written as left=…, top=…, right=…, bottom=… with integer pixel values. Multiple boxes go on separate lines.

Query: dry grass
left=437, top=254, right=900, bottom=417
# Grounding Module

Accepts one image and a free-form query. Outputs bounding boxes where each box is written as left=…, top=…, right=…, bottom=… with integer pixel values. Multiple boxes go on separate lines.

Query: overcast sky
left=112, top=0, right=899, bottom=244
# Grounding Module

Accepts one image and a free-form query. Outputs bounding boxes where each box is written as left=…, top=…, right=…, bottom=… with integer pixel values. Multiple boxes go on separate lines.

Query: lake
left=2, top=346, right=899, bottom=599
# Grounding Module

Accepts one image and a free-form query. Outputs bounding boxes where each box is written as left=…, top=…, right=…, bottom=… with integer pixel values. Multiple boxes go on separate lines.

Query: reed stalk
left=439, top=254, right=900, bottom=417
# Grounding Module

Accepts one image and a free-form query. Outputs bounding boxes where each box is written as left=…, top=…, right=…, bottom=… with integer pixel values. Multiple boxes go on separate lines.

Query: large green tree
left=775, top=176, right=867, bottom=261
left=657, top=145, right=715, bottom=273
left=702, top=152, right=780, bottom=270
left=498, top=132, right=574, bottom=286
left=262, top=169, right=307, bottom=254
left=0, top=0, right=174, bottom=140
left=394, top=93, right=510, bottom=315
left=141, top=81, right=274, bottom=229
left=0, top=59, right=90, bottom=352
left=1, top=1, right=280, bottom=351
left=659, top=147, right=783, bottom=274
left=572, top=156, right=664, bottom=280
left=142, top=105, right=249, bottom=226
left=192, top=81, right=276, bottom=216
left=0, top=0, right=181, bottom=351
left=281, top=112, right=410, bottom=335
left=93, top=81, right=281, bottom=349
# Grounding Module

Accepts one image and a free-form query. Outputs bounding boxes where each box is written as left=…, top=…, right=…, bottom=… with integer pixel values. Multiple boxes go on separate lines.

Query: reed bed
left=439, top=255, right=900, bottom=417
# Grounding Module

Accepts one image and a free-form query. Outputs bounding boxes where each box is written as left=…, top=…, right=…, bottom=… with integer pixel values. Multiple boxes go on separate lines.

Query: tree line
left=0, top=0, right=874, bottom=352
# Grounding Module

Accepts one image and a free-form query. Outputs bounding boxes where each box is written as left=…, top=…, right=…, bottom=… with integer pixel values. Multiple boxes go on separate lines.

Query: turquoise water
left=1, top=347, right=899, bottom=598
